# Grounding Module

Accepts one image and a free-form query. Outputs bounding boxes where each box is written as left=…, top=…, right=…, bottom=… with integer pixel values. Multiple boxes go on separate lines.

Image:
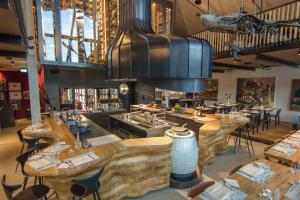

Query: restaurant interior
left=1, top=0, right=300, bottom=199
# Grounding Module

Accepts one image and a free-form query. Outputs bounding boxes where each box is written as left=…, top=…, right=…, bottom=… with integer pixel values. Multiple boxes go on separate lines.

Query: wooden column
left=24, top=0, right=41, bottom=124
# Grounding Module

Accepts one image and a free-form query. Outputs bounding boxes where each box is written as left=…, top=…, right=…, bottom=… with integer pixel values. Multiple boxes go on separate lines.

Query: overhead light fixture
left=298, top=51, right=300, bottom=56
left=20, top=68, right=28, bottom=73
left=233, top=59, right=240, bottom=64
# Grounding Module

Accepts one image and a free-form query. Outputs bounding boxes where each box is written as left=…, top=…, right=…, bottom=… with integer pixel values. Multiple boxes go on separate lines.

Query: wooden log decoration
left=24, top=118, right=173, bottom=200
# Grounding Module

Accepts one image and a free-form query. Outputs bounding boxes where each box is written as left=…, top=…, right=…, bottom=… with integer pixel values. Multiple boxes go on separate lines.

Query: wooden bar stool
left=233, top=125, right=255, bottom=157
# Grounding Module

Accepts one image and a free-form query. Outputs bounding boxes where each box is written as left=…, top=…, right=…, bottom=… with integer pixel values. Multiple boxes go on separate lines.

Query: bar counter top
left=24, top=117, right=173, bottom=200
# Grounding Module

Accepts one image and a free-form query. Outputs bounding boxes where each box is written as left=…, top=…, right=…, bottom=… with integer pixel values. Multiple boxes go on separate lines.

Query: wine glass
left=290, top=162, right=299, bottom=185
left=82, top=138, right=90, bottom=153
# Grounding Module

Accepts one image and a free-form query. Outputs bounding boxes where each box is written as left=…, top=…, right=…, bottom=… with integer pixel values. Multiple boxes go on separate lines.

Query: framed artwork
left=23, top=91, right=30, bottom=99
left=289, top=79, right=300, bottom=111
left=8, top=82, right=21, bottom=91
left=194, top=79, right=218, bottom=100
left=0, top=80, right=7, bottom=91
left=9, top=91, right=22, bottom=100
left=236, top=77, right=276, bottom=107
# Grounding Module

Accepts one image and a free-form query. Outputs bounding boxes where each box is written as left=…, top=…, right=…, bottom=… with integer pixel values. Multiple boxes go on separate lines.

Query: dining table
left=264, top=130, right=300, bottom=167
left=200, top=159, right=300, bottom=200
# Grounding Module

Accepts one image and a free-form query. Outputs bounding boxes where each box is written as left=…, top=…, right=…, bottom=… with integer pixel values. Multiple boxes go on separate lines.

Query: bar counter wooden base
left=199, top=115, right=249, bottom=166
left=24, top=118, right=173, bottom=200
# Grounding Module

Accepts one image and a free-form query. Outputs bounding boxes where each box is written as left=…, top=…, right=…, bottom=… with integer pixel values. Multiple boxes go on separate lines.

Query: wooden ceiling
left=0, top=0, right=25, bottom=70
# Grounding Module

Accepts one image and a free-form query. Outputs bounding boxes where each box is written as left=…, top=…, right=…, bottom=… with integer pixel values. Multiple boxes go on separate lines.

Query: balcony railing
left=192, top=1, right=300, bottom=58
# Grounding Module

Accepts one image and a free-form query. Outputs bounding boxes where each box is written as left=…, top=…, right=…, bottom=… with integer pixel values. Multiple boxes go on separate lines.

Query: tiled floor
left=0, top=120, right=288, bottom=200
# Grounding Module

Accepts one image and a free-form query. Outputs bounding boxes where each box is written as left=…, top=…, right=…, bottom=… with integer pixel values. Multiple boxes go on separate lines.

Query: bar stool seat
left=2, top=175, right=50, bottom=200
left=71, top=168, right=104, bottom=200
left=14, top=184, right=49, bottom=200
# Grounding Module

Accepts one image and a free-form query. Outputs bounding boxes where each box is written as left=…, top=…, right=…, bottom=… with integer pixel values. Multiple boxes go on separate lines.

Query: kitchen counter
left=110, top=114, right=173, bottom=138
left=81, top=109, right=127, bottom=130
left=24, top=117, right=172, bottom=200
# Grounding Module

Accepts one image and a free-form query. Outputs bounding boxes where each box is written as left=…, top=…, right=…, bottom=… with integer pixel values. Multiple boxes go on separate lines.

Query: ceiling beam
left=212, top=69, right=225, bottom=73
left=0, top=0, right=9, bottom=9
left=0, top=50, right=26, bottom=58
left=256, top=54, right=299, bottom=68
left=0, top=33, right=22, bottom=46
left=213, top=62, right=256, bottom=71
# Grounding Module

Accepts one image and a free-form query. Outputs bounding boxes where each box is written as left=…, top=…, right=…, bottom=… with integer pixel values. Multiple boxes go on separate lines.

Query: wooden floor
left=232, top=121, right=293, bottom=145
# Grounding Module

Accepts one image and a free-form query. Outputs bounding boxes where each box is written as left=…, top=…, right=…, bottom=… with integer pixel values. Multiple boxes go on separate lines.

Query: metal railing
left=192, top=1, right=300, bottom=58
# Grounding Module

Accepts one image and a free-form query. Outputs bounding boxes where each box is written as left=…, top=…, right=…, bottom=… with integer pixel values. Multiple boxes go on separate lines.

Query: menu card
left=28, top=156, right=57, bottom=171
left=42, top=143, right=70, bottom=155
left=63, top=152, right=99, bottom=167
left=285, top=183, right=300, bottom=200
left=200, top=184, right=247, bottom=200
left=271, top=144, right=297, bottom=156
left=237, top=162, right=274, bottom=184
left=87, top=135, right=121, bottom=147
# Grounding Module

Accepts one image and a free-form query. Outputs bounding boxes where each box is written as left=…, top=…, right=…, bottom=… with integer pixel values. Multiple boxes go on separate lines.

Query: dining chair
left=71, top=168, right=104, bottom=200
left=269, top=109, right=281, bottom=126
left=16, top=148, right=43, bottom=189
left=187, top=181, right=215, bottom=199
left=2, top=174, right=50, bottom=200
left=229, top=164, right=244, bottom=176
left=15, top=129, right=25, bottom=173
left=261, top=112, right=271, bottom=131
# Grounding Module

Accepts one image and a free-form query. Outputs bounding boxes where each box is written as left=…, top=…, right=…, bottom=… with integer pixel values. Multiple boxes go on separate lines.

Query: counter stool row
left=6, top=128, right=105, bottom=200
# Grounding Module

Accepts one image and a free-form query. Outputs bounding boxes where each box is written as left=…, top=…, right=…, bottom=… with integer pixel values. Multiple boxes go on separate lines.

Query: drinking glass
left=290, top=162, right=299, bottom=185
left=82, top=138, right=91, bottom=153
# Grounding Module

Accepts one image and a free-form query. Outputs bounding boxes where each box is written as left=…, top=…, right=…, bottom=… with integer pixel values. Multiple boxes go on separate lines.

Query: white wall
left=212, top=66, right=300, bottom=122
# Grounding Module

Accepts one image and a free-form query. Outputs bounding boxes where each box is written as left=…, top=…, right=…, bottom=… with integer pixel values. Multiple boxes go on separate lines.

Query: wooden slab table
left=228, top=159, right=299, bottom=200
left=24, top=117, right=173, bottom=200
left=264, top=131, right=300, bottom=167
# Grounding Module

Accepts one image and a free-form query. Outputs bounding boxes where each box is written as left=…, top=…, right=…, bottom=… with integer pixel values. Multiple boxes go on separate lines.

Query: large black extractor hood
left=106, top=0, right=212, bottom=92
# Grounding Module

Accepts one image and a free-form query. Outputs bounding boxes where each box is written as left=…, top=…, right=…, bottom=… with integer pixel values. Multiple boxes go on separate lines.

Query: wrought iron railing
left=192, top=1, right=300, bottom=58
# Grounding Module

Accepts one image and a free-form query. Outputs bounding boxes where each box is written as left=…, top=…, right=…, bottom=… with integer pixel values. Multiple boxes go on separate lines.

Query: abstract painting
left=289, top=79, right=300, bottom=111
left=236, top=77, right=276, bottom=107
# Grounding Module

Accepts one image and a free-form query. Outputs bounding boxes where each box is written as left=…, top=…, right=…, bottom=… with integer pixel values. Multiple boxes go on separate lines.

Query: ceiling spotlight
left=195, top=0, right=202, bottom=5
left=298, top=51, right=300, bottom=56
left=233, top=59, right=240, bottom=64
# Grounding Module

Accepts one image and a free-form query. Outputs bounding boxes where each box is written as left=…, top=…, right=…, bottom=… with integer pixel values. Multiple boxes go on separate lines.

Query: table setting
left=200, top=179, right=247, bottom=200
left=237, top=162, right=275, bottom=184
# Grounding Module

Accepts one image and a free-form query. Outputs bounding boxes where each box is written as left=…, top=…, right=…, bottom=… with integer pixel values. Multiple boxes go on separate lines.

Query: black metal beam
left=212, top=69, right=225, bottom=73
left=0, top=0, right=9, bottom=9
left=0, top=33, right=22, bottom=45
left=256, top=54, right=299, bottom=68
left=0, top=50, right=26, bottom=58
left=213, top=62, right=256, bottom=71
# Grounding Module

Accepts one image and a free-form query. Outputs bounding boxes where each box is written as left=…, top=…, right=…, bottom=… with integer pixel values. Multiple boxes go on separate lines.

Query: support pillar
left=24, top=0, right=41, bottom=124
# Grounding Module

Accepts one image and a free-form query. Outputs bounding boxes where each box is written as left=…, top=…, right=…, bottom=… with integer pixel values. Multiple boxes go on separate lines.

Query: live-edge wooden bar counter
left=166, top=112, right=249, bottom=166
left=24, top=117, right=173, bottom=200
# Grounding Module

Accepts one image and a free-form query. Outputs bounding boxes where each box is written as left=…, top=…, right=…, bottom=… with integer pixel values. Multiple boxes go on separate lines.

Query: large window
left=36, top=0, right=109, bottom=66
left=36, top=0, right=174, bottom=67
